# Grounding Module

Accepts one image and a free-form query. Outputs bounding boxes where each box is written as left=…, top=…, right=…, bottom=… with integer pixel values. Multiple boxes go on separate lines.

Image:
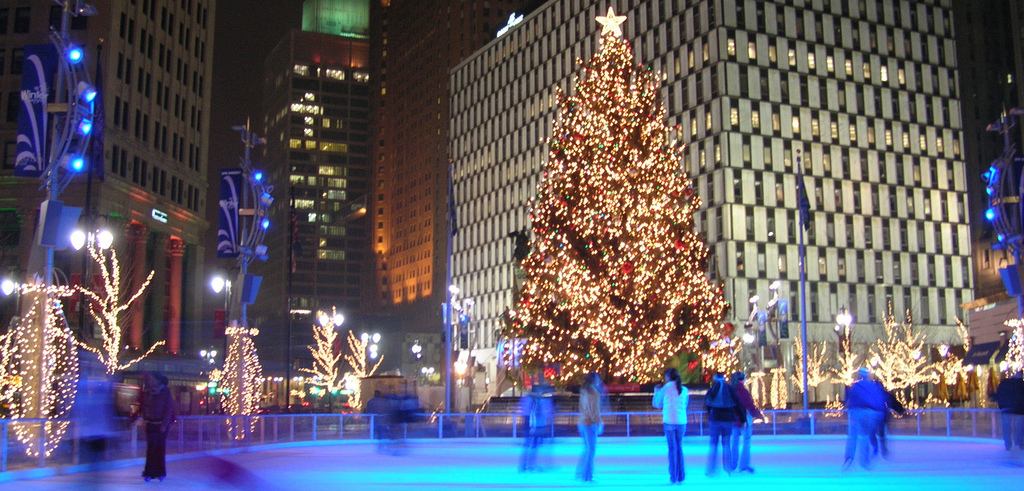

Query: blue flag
left=797, top=175, right=811, bottom=231
left=217, top=169, right=242, bottom=258
left=14, top=44, right=58, bottom=178
left=90, top=52, right=104, bottom=180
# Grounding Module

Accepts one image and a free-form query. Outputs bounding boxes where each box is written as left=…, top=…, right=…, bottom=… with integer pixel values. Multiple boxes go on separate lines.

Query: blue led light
left=254, top=171, right=263, bottom=181
left=986, top=208, right=997, bottom=221
left=261, top=219, right=270, bottom=229
left=66, top=46, right=84, bottom=64
left=78, top=119, right=92, bottom=135
left=69, top=156, right=86, bottom=172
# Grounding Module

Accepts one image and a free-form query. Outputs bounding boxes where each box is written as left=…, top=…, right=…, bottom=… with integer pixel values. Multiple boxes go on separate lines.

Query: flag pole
left=797, top=150, right=810, bottom=413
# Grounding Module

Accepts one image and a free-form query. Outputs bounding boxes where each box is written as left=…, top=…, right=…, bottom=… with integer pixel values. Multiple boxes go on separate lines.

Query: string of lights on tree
left=223, top=325, right=263, bottom=439
left=791, top=330, right=830, bottom=396
left=300, top=308, right=346, bottom=393
left=1002, top=320, right=1024, bottom=375
left=506, top=8, right=727, bottom=383
left=341, top=330, right=383, bottom=411
left=869, top=306, right=934, bottom=409
left=1, top=284, right=79, bottom=457
left=77, top=241, right=162, bottom=374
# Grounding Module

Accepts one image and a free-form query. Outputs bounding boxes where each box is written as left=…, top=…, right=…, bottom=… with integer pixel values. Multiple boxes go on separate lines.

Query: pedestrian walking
left=139, top=372, right=175, bottom=482
left=576, top=372, right=603, bottom=483
left=653, top=367, right=688, bottom=484
left=995, top=371, right=1024, bottom=452
left=843, top=367, right=887, bottom=470
left=704, top=372, right=740, bottom=476
left=519, top=381, right=554, bottom=472
left=729, top=371, right=764, bottom=473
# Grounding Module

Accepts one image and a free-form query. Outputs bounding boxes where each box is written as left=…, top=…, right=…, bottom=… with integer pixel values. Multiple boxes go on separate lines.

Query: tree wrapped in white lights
left=2, top=284, right=79, bottom=457
left=300, top=308, right=345, bottom=393
left=869, top=306, right=933, bottom=409
left=342, top=330, right=383, bottom=411
left=1003, top=320, right=1024, bottom=375
left=791, top=330, right=830, bottom=400
left=223, top=325, right=262, bottom=438
left=507, top=8, right=727, bottom=383
left=77, top=242, right=161, bottom=373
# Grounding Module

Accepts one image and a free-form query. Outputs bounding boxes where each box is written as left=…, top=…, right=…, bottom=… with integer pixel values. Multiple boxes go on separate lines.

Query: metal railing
left=0, top=408, right=1004, bottom=475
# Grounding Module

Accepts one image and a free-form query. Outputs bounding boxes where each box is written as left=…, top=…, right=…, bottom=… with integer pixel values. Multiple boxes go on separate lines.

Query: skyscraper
left=252, top=0, right=372, bottom=373
left=450, top=0, right=972, bottom=395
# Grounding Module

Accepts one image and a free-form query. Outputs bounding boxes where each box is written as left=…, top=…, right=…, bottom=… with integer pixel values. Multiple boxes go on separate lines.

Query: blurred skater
left=73, top=349, right=117, bottom=489
left=576, top=372, right=603, bottom=482
left=995, top=371, right=1024, bottom=452
left=519, top=381, right=554, bottom=472
left=729, top=371, right=764, bottom=473
left=653, top=368, right=688, bottom=484
left=843, top=367, right=887, bottom=470
left=139, top=372, right=175, bottom=482
left=365, top=390, right=392, bottom=446
left=872, top=379, right=905, bottom=459
left=704, top=372, right=740, bottom=476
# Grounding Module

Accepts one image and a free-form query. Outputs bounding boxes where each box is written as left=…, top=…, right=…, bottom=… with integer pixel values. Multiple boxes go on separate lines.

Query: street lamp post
left=835, top=307, right=854, bottom=381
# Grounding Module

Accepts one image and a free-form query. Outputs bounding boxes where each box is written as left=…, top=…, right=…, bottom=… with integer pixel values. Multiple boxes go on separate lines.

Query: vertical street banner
left=14, top=44, right=58, bottom=178
left=218, top=168, right=242, bottom=258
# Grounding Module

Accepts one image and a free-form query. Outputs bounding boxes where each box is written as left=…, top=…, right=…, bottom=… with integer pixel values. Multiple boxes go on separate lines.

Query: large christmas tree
left=508, top=8, right=727, bottom=383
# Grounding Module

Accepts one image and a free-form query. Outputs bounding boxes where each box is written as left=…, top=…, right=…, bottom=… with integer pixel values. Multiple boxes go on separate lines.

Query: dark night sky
left=207, top=0, right=305, bottom=221
left=201, top=0, right=304, bottom=317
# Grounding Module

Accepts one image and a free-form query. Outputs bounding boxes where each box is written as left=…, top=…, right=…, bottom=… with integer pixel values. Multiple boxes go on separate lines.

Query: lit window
left=807, top=53, right=816, bottom=70
left=727, top=39, right=736, bottom=57
left=867, top=127, right=876, bottom=144
left=849, top=125, right=857, bottom=142
left=830, top=121, right=839, bottom=139
left=811, top=118, right=820, bottom=136
left=318, top=249, right=346, bottom=260
left=305, top=140, right=317, bottom=149
left=902, top=132, right=910, bottom=149
left=303, top=128, right=314, bottom=137
left=862, top=63, right=871, bottom=79
left=294, top=199, right=315, bottom=209
left=826, top=56, right=834, bottom=73
left=919, top=135, right=927, bottom=151
left=291, top=103, right=323, bottom=115
left=768, top=46, right=777, bottom=63
left=690, top=119, right=697, bottom=136
left=304, top=116, right=314, bottom=125
left=705, top=112, right=712, bottom=131
left=326, top=69, right=346, bottom=80
left=353, top=71, right=370, bottom=83
left=845, top=59, right=853, bottom=76
left=322, top=118, right=331, bottom=128
left=293, top=64, right=309, bottom=76
left=898, top=68, right=906, bottom=85
left=937, top=137, right=944, bottom=153
left=304, top=93, right=316, bottom=101
left=688, top=50, right=695, bottom=68
left=772, top=113, right=781, bottom=132
left=747, top=42, right=757, bottom=60
left=289, top=139, right=301, bottom=149
left=321, top=142, right=349, bottom=153
left=318, top=166, right=344, bottom=176
left=885, top=129, right=893, bottom=146
left=751, top=111, right=760, bottom=128
left=792, top=116, right=800, bottom=135
left=702, top=43, right=709, bottom=61
left=880, top=66, right=889, bottom=82
left=788, top=49, right=796, bottom=66
left=730, top=108, right=739, bottom=127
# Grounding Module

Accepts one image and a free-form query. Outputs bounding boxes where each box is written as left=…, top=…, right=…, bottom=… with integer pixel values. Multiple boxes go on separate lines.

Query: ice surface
left=4, top=435, right=1021, bottom=490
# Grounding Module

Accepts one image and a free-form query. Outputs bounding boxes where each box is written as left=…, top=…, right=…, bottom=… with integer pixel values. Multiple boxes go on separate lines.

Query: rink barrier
left=0, top=408, right=1004, bottom=474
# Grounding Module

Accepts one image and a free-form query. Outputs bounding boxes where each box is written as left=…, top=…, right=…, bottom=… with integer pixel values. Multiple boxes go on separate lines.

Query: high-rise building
left=450, top=0, right=973, bottom=395
left=0, top=0, right=214, bottom=357
left=252, top=1, right=372, bottom=372
left=368, top=0, right=532, bottom=379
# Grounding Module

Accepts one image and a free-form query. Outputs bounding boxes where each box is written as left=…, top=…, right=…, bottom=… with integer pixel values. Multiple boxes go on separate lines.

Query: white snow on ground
left=2, top=436, right=1021, bottom=490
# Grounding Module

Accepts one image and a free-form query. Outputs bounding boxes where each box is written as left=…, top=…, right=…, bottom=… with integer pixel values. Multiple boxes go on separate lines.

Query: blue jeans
left=729, top=413, right=753, bottom=471
left=664, top=424, right=686, bottom=482
left=705, top=420, right=733, bottom=475
left=520, top=426, right=548, bottom=471
left=577, top=424, right=598, bottom=481
left=1003, top=412, right=1024, bottom=450
left=845, top=408, right=884, bottom=468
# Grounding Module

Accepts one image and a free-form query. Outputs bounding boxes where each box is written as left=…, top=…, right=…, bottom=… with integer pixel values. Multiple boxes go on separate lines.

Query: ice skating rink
left=3, top=435, right=1020, bottom=490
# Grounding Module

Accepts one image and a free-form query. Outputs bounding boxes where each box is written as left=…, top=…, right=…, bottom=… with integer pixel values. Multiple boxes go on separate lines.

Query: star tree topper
left=596, top=6, right=627, bottom=37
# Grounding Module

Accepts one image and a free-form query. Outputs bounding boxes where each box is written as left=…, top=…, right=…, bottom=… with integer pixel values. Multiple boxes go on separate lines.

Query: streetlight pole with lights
left=834, top=307, right=855, bottom=382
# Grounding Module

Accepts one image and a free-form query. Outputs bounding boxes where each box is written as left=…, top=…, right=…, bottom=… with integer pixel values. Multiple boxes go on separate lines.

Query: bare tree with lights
left=869, top=306, right=934, bottom=409
left=300, top=308, right=345, bottom=393
left=77, top=242, right=162, bottom=374
left=342, top=330, right=383, bottom=411
left=791, top=330, right=830, bottom=402
left=507, top=8, right=727, bottom=383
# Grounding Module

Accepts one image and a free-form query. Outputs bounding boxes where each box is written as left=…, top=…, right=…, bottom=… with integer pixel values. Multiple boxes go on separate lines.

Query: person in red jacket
left=729, top=372, right=764, bottom=473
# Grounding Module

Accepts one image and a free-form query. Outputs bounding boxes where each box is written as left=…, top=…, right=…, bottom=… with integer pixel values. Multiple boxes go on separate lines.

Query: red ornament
left=621, top=261, right=634, bottom=275
left=674, top=239, right=684, bottom=250
left=684, top=186, right=693, bottom=197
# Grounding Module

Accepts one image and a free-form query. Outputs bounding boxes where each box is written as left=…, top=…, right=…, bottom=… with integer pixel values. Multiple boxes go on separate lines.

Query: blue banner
left=217, top=168, right=242, bottom=258
left=14, top=44, right=58, bottom=178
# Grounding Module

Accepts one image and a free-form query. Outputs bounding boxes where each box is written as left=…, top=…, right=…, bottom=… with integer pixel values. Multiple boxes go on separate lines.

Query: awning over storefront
left=963, top=341, right=1002, bottom=366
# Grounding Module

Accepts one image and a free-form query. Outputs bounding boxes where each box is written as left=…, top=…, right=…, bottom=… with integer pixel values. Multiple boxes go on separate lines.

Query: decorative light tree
left=1003, top=320, right=1024, bottom=374
left=506, top=8, right=727, bottom=383
left=341, top=330, right=384, bottom=411
left=77, top=241, right=162, bottom=374
left=300, top=308, right=345, bottom=393
left=791, top=330, right=830, bottom=402
left=869, top=306, right=934, bottom=409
